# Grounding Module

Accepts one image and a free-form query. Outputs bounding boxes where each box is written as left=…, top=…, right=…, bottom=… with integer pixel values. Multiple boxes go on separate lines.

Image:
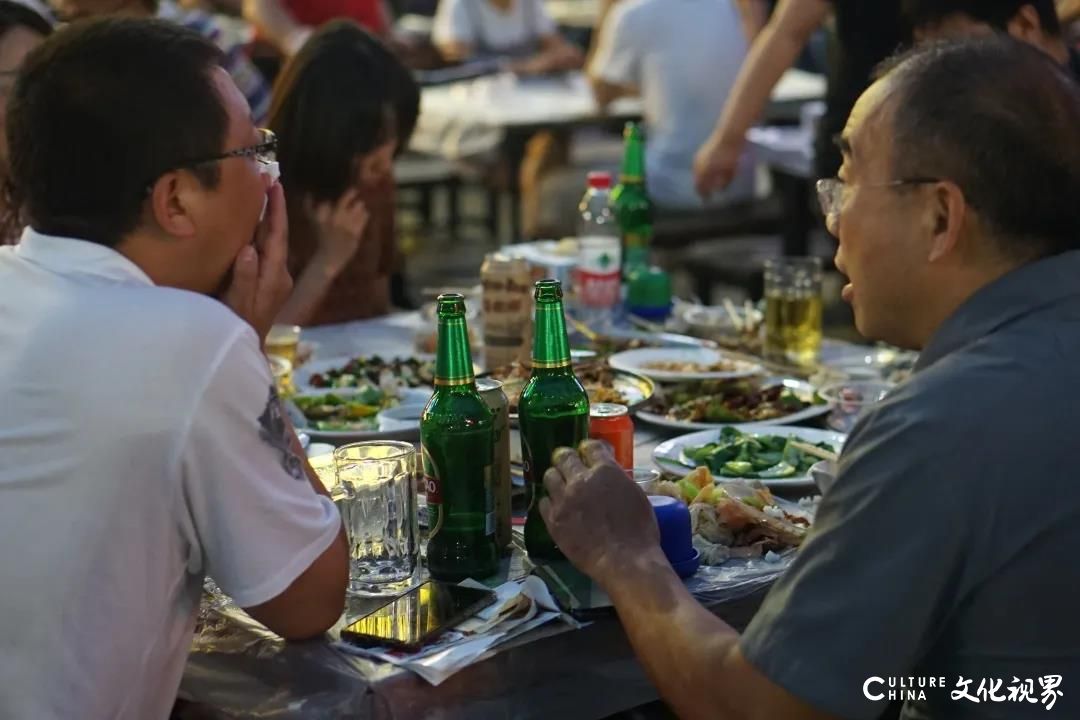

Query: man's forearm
left=587, top=0, right=619, bottom=63
left=604, top=549, right=744, bottom=720
left=707, top=0, right=826, bottom=148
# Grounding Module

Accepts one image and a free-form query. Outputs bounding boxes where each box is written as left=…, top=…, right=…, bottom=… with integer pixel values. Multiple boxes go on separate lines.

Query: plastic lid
left=586, top=171, right=612, bottom=190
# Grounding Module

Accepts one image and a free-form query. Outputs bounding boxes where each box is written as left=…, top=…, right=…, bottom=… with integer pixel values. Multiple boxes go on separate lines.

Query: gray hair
left=877, top=37, right=1080, bottom=259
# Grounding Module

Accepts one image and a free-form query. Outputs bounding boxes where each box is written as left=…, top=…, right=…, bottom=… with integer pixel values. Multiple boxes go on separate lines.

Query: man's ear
left=926, top=181, right=967, bottom=264
left=147, top=170, right=198, bottom=238
left=1006, top=4, right=1047, bottom=45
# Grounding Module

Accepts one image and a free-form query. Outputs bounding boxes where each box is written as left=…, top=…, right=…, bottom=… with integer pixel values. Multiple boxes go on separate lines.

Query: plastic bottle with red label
left=574, top=171, right=622, bottom=329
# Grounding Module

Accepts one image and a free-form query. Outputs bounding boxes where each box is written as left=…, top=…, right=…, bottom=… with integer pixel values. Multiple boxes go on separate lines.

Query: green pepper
left=719, top=426, right=743, bottom=441
left=677, top=479, right=700, bottom=503
left=685, top=443, right=719, bottom=462
left=750, top=451, right=783, bottom=470
left=758, top=461, right=797, bottom=479
left=720, top=460, right=754, bottom=477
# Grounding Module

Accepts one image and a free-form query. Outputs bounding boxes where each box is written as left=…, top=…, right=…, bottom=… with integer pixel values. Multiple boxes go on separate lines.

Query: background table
left=411, top=69, right=826, bottom=161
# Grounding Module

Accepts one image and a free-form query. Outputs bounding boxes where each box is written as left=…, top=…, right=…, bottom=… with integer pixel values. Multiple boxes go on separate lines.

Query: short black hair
left=902, top=0, right=1061, bottom=36
left=6, top=18, right=227, bottom=247
left=0, top=0, right=52, bottom=38
left=268, top=20, right=420, bottom=205
left=878, top=37, right=1080, bottom=259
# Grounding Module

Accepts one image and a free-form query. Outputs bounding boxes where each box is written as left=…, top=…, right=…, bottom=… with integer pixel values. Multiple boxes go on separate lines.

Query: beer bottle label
left=421, top=445, right=444, bottom=539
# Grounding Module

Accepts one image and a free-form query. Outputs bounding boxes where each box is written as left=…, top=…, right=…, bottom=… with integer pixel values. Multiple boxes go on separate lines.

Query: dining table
left=178, top=312, right=884, bottom=719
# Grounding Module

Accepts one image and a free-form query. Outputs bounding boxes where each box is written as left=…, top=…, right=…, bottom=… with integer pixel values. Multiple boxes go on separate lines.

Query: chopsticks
left=788, top=440, right=839, bottom=463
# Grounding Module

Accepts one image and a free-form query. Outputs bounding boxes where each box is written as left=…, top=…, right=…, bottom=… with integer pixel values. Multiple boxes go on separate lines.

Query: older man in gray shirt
left=534, top=36, right=1080, bottom=720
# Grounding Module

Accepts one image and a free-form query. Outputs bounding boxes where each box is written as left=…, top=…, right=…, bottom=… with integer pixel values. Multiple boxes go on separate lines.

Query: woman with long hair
left=0, top=0, right=51, bottom=244
left=268, top=20, right=419, bottom=325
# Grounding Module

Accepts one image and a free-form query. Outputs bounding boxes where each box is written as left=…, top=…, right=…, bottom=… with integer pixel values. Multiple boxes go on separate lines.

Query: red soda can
left=589, top=403, right=634, bottom=470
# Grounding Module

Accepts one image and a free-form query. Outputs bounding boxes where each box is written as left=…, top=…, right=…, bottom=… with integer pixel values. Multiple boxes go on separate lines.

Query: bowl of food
left=818, top=381, right=893, bottom=434
left=679, top=301, right=764, bottom=352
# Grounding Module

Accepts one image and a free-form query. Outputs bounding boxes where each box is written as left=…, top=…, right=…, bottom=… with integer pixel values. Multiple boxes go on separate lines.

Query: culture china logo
left=863, top=675, right=1064, bottom=710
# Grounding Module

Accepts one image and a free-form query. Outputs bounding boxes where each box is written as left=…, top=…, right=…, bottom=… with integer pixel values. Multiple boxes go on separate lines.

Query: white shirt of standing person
left=589, top=0, right=756, bottom=209
left=433, top=0, right=557, bottom=55
left=0, top=229, right=342, bottom=720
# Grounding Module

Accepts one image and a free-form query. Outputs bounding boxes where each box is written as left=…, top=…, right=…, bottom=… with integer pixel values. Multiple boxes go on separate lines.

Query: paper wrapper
left=335, top=576, right=578, bottom=686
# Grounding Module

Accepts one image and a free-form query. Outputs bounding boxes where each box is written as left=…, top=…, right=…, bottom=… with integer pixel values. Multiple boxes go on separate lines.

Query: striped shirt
left=158, top=2, right=271, bottom=124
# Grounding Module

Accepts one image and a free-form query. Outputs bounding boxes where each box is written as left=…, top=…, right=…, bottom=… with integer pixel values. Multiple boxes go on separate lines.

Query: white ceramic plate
left=635, top=378, right=831, bottom=431
left=607, top=347, right=762, bottom=382
left=284, top=387, right=431, bottom=443
left=653, top=425, right=846, bottom=488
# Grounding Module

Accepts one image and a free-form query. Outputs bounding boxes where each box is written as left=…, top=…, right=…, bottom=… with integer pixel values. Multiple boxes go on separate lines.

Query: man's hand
left=221, top=183, right=293, bottom=343
left=540, top=440, right=662, bottom=588
left=308, top=188, right=369, bottom=276
left=693, top=133, right=744, bottom=199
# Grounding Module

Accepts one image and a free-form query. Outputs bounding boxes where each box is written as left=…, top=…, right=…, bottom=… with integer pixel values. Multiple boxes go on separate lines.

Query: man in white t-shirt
left=433, top=0, right=582, bottom=73
left=588, top=0, right=756, bottom=208
left=0, top=18, right=347, bottom=719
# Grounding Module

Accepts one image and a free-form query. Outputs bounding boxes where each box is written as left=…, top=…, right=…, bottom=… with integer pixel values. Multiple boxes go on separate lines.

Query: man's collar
left=916, top=250, right=1080, bottom=371
left=15, top=227, right=155, bottom=287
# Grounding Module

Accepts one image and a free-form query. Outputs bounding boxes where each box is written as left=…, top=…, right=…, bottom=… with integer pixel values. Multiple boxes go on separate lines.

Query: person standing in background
left=269, top=21, right=419, bottom=325
left=587, top=0, right=755, bottom=210
left=694, top=0, right=907, bottom=196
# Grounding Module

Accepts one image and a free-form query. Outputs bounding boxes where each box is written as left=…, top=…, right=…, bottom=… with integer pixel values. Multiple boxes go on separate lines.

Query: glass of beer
left=332, top=441, right=419, bottom=596
left=265, top=324, right=301, bottom=365
left=763, top=257, right=823, bottom=367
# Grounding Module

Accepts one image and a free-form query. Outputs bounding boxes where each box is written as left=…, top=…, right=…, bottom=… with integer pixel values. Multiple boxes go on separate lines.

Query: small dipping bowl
left=818, top=381, right=893, bottom=434
left=649, top=495, right=701, bottom=579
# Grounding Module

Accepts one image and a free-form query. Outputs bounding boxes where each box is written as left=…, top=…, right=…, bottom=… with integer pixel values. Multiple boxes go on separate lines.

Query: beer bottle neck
left=435, top=315, right=476, bottom=388
left=619, top=136, right=645, bottom=185
left=531, top=301, right=571, bottom=370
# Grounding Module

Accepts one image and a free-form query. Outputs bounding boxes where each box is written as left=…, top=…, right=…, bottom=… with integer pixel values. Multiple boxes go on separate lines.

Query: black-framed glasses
left=144, top=128, right=278, bottom=196
left=815, top=176, right=941, bottom=219
left=180, top=128, right=278, bottom=169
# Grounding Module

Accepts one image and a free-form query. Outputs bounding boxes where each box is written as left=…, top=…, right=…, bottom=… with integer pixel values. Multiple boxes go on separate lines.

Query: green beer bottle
left=421, top=294, right=499, bottom=581
left=611, top=122, right=653, bottom=280
left=519, top=280, right=590, bottom=561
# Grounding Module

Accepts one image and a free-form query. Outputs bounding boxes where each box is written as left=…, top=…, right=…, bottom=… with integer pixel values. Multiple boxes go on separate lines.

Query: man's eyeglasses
left=815, top=176, right=941, bottom=220
left=181, top=128, right=278, bottom=170
left=145, top=128, right=279, bottom=195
